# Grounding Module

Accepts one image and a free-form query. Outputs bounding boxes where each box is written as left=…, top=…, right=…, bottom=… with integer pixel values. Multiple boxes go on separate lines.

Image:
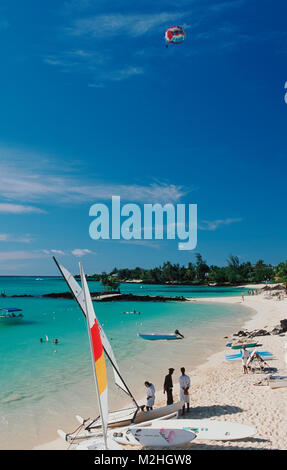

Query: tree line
left=86, top=254, right=287, bottom=287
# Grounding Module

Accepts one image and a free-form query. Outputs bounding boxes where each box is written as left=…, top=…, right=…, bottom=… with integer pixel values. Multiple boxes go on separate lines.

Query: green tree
left=195, top=253, right=209, bottom=283
left=208, top=265, right=228, bottom=284
left=275, top=261, right=287, bottom=287
left=253, top=260, right=274, bottom=283
left=101, top=275, right=120, bottom=292
left=226, top=255, right=243, bottom=284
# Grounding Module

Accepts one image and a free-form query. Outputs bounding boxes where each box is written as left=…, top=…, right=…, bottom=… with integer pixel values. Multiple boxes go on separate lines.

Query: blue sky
left=0, top=0, right=286, bottom=275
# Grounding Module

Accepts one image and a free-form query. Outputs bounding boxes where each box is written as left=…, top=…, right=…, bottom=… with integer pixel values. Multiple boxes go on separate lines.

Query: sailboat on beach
left=57, top=262, right=195, bottom=450
left=71, top=263, right=122, bottom=450
left=53, top=258, right=183, bottom=436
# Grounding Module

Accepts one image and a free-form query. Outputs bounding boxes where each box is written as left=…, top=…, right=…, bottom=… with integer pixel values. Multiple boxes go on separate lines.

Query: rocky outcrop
left=248, top=329, right=270, bottom=337
left=92, top=293, right=187, bottom=302
left=270, top=319, right=287, bottom=335
left=233, top=319, right=287, bottom=338
left=9, top=291, right=187, bottom=302
left=262, top=284, right=286, bottom=291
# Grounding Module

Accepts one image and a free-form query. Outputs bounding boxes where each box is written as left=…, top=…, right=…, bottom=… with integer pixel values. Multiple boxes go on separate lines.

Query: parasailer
left=165, top=25, right=186, bottom=47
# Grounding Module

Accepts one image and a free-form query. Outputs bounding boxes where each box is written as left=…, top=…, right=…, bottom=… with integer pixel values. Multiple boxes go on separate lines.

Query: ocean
left=0, top=277, right=254, bottom=449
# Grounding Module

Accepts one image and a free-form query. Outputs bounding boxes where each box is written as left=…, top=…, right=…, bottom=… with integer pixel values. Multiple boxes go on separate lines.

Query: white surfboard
left=112, top=427, right=196, bottom=447
left=150, top=419, right=257, bottom=441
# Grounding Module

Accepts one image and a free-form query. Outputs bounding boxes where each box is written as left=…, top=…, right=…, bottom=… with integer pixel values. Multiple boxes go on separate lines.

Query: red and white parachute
left=165, top=25, right=186, bottom=45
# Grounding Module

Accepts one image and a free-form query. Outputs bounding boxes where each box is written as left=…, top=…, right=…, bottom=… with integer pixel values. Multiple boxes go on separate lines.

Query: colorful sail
left=80, top=263, right=108, bottom=446
left=165, top=25, right=186, bottom=44
left=53, top=257, right=137, bottom=406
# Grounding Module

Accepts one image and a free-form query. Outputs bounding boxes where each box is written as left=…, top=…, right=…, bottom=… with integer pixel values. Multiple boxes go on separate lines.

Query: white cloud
left=106, top=66, right=144, bottom=82
left=51, top=249, right=66, bottom=255
left=88, top=65, right=144, bottom=88
left=0, top=251, right=48, bottom=261
left=0, top=154, right=186, bottom=205
left=43, top=48, right=108, bottom=71
left=0, top=233, right=34, bottom=243
left=0, top=234, right=9, bottom=241
left=118, top=240, right=161, bottom=249
left=68, top=12, right=186, bottom=38
left=0, top=248, right=94, bottom=261
left=0, top=203, right=45, bottom=214
left=198, top=218, right=243, bottom=231
left=72, top=248, right=94, bottom=257
left=42, top=249, right=66, bottom=256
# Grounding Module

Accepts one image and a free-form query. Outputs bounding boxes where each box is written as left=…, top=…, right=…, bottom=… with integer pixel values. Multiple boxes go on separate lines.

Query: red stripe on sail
left=90, top=321, right=103, bottom=362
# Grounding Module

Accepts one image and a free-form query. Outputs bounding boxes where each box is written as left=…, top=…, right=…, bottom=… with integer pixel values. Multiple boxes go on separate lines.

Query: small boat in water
left=0, top=308, right=24, bottom=324
left=123, top=309, right=141, bottom=315
left=138, top=330, right=184, bottom=341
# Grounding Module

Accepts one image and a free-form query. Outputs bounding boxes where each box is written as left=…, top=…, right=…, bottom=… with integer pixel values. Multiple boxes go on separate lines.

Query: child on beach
left=144, top=381, right=155, bottom=411
left=241, top=346, right=250, bottom=374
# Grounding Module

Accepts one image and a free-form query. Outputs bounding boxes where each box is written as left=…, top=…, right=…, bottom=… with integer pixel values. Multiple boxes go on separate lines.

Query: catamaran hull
left=88, top=402, right=183, bottom=429
left=59, top=410, right=179, bottom=444
left=133, top=402, right=183, bottom=425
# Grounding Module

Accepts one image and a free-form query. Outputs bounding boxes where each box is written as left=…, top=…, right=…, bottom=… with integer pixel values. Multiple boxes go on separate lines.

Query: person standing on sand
left=179, top=367, right=190, bottom=415
left=144, top=381, right=155, bottom=411
left=241, top=346, right=250, bottom=374
left=163, top=368, right=174, bottom=405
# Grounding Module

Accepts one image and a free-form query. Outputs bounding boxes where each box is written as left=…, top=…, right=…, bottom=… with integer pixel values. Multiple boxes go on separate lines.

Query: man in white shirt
left=179, top=367, right=190, bottom=415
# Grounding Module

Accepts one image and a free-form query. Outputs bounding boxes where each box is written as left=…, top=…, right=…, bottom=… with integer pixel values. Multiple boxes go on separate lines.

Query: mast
left=80, top=263, right=108, bottom=449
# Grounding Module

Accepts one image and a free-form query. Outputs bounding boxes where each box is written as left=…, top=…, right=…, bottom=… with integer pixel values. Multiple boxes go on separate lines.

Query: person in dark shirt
left=163, top=368, right=174, bottom=405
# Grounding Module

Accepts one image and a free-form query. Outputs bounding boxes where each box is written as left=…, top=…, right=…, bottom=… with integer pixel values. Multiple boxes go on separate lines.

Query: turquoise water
left=0, top=277, right=253, bottom=449
left=0, top=276, right=249, bottom=297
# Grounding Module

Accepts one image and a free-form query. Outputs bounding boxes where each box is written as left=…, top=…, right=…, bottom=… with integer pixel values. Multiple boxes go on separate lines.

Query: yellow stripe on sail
left=95, top=351, right=107, bottom=395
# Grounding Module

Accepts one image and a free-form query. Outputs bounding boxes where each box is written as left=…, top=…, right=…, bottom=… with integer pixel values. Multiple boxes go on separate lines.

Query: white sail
left=53, top=257, right=136, bottom=403
left=80, top=263, right=109, bottom=448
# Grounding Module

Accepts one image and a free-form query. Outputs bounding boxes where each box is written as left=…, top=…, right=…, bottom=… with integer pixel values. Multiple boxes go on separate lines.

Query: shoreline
left=35, top=290, right=287, bottom=450
left=3, top=292, right=188, bottom=302
left=2, top=281, right=273, bottom=300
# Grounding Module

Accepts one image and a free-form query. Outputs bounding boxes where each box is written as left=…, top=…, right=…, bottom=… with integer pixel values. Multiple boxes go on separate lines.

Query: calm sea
left=0, top=277, right=253, bottom=449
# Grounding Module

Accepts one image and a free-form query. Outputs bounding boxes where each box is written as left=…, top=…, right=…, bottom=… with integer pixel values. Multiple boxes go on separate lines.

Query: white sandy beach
left=35, top=288, right=287, bottom=451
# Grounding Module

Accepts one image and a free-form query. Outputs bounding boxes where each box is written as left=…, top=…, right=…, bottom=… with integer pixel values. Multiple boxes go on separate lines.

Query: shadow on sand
left=186, top=438, right=272, bottom=450
left=189, top=404, right=243, bottom=419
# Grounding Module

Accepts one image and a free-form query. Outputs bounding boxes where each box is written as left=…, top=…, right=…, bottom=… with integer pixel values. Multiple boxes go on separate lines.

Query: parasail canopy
left=165, top=25, right=186, bottom=44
